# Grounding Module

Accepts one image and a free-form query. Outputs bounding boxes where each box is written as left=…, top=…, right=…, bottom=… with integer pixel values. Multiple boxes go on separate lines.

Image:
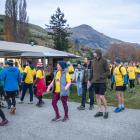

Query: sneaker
left=28, top=101, right=33, bottom=104
left=89, top=105, right=94, bottom=110
left=103, top=112, right=109, bottom=119
left=10, top=106, right=16, bottom=114
left=121, top=107, right=125, bottom=111
left=51, top=116, right=61, bottom=122
left=62, top=117, right=69, bottom=122
left=77, top=105, right=85, bottom=110
left=36, top=102, right=42, bottom=107
left=94, top=112, right=103, bottom=117
left=0, top=119, right=8, bottom=126
left=114, top=107, right=122, bottom=113
left=18, top=100, right=24, bottom=104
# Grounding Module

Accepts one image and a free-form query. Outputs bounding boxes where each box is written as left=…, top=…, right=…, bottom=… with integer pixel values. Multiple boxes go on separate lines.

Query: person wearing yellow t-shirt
left=19, top=60, right=36, bottom=104
left=47, top=61, right=71, bottom=122
left=67, top=61, right=74, bottom=80
left=127, top=61, right=136, bottom=93
left=34, top=62, right=46, bottom=107
left=112, top=59, right=128, bottom=113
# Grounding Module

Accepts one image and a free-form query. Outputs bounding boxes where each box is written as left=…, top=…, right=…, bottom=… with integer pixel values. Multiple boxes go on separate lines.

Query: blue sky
left=0, top=0, right=140, bottom=43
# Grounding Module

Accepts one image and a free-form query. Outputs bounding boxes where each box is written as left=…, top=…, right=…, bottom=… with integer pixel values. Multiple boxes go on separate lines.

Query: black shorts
left=116, top=86, right=125, bottom=92
left=94, top=83, right=106, bottom=95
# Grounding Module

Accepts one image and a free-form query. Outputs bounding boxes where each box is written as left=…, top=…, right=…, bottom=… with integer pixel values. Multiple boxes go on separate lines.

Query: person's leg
left=0, top=108, right=8, bottom=126
left=52, top=93, right=60, bottom=118
left=120, top=92, right=124, bottom=106
left=61, top=96, right=68, bottom=119
left=77, top=81, right=81, bottom=96
left=10, top=92, right=16, bottom=114
left=11, top=92, right=16, bottom=107
left=89, top=83, right=94, bottom=107
left=129, top=80, right=133, bottom=92
left=0, top=108, right=6, bottom=120
left=100, top=95, right=107, bottom=112
left=116, top=91, right=122, bottom=106
left=81, top=83, right=87, bottom=107
left=28, top=84, right=33, bottom=102
left=20, top=84, right=28, bottom=101
left=96, top=94, right=102, bottom=111
left=5, top=93, right=11, bottom=109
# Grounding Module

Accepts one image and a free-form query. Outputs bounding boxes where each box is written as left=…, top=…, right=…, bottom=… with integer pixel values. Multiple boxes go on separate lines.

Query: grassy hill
left=0, top=15, right=54, bottom=47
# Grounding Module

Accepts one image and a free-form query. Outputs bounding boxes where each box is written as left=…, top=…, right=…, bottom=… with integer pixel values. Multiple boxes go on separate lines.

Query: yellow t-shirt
left=114, top=65, right=127, bottom=86
left=68, top=65, right=74, bottom=80
left=55, top=71, right=71, bottom=93
left=36, top=70, right=45, bottom=79
left=18, top=65, right=23, bottom=73
left=127, top=66, right=136, bottom=79
left=24, top=66, right=36, bottom=84
left=135, top=67, right=140, bottom=74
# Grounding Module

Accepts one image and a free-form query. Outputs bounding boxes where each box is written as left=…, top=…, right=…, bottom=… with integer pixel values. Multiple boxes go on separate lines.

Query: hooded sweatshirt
left=91, top=49, right=110, bottom=83
left=2, top=67, right=21, bottom=91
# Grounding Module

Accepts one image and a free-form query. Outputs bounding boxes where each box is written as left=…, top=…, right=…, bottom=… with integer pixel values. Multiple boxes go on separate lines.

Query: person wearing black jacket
left=77, top=57, right=94, bottom=110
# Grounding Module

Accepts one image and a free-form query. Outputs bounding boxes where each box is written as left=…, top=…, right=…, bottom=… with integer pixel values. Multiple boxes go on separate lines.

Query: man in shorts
left=112, top=59, right=127, bottom=113
left=91, top=49, right=110, bottom=119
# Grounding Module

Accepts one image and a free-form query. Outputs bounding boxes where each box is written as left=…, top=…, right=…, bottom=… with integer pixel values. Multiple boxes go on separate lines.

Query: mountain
left=70, top=24, right=123, bottom=49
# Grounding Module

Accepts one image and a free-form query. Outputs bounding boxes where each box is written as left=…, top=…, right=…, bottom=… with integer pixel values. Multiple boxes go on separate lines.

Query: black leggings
left=0, top=108, right=6, bottom=120
left=5, top=91, right=16, bottom=107
left=34, top=88, right=42, bottom=103
left=129, top=80, right=135, bottom=88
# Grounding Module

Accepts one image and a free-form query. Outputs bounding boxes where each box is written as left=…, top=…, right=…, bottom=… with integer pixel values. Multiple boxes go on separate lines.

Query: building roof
left=0, top=41, right=80, bottom=58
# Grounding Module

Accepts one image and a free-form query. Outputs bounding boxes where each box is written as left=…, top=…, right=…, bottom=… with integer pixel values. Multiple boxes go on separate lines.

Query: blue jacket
left=1, top=67, right=21, bottom=92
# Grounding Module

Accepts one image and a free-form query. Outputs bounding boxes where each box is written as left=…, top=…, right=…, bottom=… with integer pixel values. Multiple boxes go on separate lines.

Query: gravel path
left=0, top=98, right=140, bottom=140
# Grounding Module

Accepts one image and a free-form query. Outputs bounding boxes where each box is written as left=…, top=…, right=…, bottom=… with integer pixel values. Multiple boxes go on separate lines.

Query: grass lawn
left=43, top=84, right=140, bottom=109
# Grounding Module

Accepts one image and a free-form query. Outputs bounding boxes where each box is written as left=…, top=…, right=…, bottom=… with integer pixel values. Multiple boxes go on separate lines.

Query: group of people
left=0, top=60, right=46, bottom=125
left=0, top=49, right=140, bottom=126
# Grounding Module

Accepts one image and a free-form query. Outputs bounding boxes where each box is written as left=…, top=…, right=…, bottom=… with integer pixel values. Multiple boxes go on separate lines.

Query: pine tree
left=46, top=7, right=71, bottom=51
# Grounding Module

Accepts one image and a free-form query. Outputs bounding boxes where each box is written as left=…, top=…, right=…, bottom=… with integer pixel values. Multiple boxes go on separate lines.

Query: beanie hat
left=37, top=62, right=43, bottom=68
left=115, top=58, right=121, bottom=64
left=58, top=61, right=66, bottom=70
left=5, top=60, right=13, bottom=66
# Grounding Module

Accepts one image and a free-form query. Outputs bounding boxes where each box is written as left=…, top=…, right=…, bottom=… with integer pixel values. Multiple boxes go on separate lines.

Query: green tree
left=46, top=7, right=71, bottom=51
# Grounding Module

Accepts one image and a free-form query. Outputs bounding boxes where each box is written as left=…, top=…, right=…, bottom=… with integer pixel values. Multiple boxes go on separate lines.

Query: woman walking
left=47, top=61, right=71, bottom=122
left=34, top=62, right=46, bottom=107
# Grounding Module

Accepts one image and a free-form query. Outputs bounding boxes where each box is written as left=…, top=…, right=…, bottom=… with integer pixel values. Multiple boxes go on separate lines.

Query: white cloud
left=0, top=0, right=140, bottom=43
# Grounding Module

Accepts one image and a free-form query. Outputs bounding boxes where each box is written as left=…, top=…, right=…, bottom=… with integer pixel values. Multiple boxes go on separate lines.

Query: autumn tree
left=5, top=0, right=18, bottom=41
left=4, top=0, right=29, bottom=43
left=46, top=7, right=71, bottom=51
left=106, top=43, right=136, bottom=62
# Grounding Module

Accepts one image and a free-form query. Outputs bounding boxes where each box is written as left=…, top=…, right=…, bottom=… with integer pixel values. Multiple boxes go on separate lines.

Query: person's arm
left=65, top=73, right=71, bottom=90
left=47, top=80, right=54, bottom=92
left=102, top=60, right=110, bottom=78
left=34, top=78, right=39, bottom=85
left=22, top=72, right=27, bottom=82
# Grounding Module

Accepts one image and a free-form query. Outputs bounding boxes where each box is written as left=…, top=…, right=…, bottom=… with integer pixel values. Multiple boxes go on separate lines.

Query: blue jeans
left=81, top=82, right=94, bottom=107
left=21, top=83, right=33, bottom=102
left=76, top=80, right=82, bottom=96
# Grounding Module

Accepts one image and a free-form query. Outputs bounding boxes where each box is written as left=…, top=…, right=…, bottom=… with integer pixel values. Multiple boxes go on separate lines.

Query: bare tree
left=18, top=0, right=29, bottom=43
